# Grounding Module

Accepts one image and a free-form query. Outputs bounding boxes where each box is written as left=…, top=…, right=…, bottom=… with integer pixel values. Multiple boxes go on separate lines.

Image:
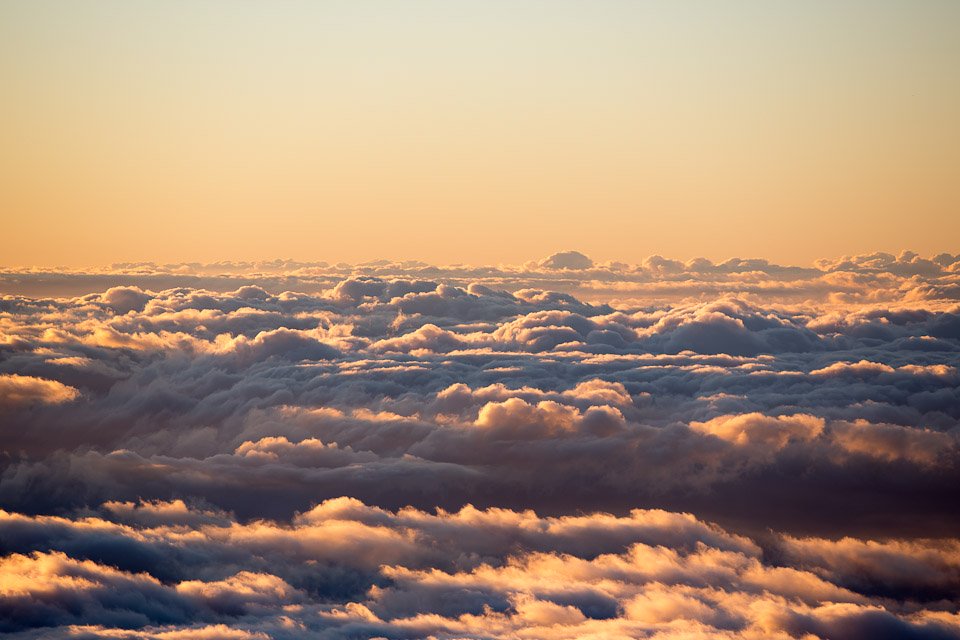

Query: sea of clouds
left=1, top=250, right=959, bottom=639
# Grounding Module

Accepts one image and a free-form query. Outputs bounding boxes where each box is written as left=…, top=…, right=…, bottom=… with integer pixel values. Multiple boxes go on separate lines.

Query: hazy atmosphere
left=2, top=2, right=959, bottom=639
left=3, top=1, right=960, bottom=266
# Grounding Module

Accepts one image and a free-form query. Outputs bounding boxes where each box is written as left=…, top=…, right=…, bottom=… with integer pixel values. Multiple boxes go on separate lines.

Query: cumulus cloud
left=689, top=413, right=824, bottom=450
left=537, top=250, right=595, bottom=270
left=0, top=374, right=80, bottom=408
left=99, top=287, right=153, bottom=314
left=1, top=252, right=959, bottom=637
left=1, top=499, right=958, bottom=638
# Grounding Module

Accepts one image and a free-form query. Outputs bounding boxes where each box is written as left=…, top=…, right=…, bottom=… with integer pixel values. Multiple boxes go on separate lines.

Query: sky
left=2, top=5, right=960, bottom=635
left=2, top=0, right=959, bottom=267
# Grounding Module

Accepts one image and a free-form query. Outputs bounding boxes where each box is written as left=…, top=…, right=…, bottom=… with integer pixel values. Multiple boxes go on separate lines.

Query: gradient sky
left=2, top=0, right=958, bottom=267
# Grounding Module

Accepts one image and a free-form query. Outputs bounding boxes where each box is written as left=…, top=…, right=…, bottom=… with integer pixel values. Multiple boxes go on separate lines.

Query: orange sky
left=1, top=1, right=958, bottom=267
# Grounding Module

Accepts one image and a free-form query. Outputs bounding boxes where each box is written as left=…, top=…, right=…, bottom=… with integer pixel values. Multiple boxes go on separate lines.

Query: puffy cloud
left=2, top=499, right=958, bottom=638
left=809, top=360, right=957, bottom=380
left=689, top=413, right=824, bottom=450
left=175, top=572, right=299, bottom=614
left=2, top=253, right=960, bottom=636
left=537, top=251, right=595, bottom=270
left=211, top=328, right=340, bottom=364
left=474, top=398, right=626, bottom=438
left=828, top=420, right=955, bottom=466
left=99, top=287, right=153, bottom=314
left=0, top=551, right=193, bottom=631
left=0, top=374, right=79, bottom=408
left=369, top=323, right=466, bottom=354
left=776, top=535, right=960, bottom=601
left=810, top=359, right=897, bottom=377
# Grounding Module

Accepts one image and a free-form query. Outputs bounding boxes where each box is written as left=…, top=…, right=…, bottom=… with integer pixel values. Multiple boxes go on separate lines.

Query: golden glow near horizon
left=1, top=1, right=958, bottom=268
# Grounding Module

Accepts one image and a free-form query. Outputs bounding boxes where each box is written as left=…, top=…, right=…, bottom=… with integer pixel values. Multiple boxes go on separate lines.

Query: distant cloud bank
left=1, top=251, right=959, bottom=638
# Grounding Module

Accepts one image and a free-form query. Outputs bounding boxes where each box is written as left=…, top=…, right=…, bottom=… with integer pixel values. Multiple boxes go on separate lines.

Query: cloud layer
left=3, top=498, right=960, bottom=639
left=1, top=251, right=958, bottom=637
